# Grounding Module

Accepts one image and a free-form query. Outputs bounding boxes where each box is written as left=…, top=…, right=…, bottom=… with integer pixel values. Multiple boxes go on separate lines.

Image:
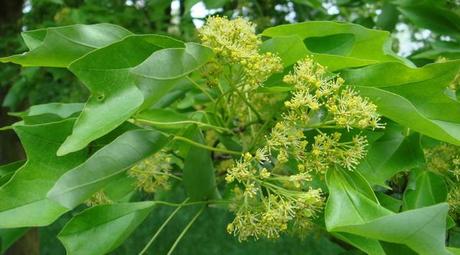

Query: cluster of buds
left=267, top=125, right=368, bottom=174
left=425, top=143, right=460, bottom=180
left=306, top=132, right=368, bottom=173
left=425, top=143, right=460, bottom=219
left=448, top=184, right=460, bottom=220
left=198, top=16, right=283, bottom=91
left=283, top=57, right=383, bottom=130
left=225, top=152, right=324, bottom=241
left=127, top=151, right=173, bottom=193
left=85, top=190, right=112, bottom=207
left=224, top=56, right=383, bottom=240
left=450, top=72, right=460, bottom=92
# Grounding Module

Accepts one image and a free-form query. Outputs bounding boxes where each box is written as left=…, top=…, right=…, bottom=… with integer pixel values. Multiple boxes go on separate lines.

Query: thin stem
left=216, top=81, right=232, bottom=123
left=172, top=135, right=241, bottom=155
left=139, top=198, right=190, bottom=255
left=135, top=118, right=232, bottom=133
left=0, top=125, right=13, bottom=131
left=186, top=76, right=216, bottom=102
left=166, top=206, right=205, bottom=255
left=227, top=81, right=263, bottom=121
left=248, top=118, right=273, bottom=151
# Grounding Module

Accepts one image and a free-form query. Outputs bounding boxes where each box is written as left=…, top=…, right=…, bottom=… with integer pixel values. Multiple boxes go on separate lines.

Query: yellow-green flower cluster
left=306, top=132, right=368, bottom=173
left=85, top=190, right=112, bottom=207
left=425, top=143, right=460, bottom=219
left=128, top=151, right=173, bottom=193
left=199, top=16, right=283, bottom=90
left=448, top=184, right=460, bottom=220
left=267, top=127, right=367, bottom=174
left=450, top=72, right=460, bottom=92
left=425, top=143, right=460, bottom=180
left=224, top=57, right=381, bottom=240
left=267, top=121, right=308, bottom=164
left=225, top=153, right=323, bottom=241
left=283, top=57, right=383, bottom=130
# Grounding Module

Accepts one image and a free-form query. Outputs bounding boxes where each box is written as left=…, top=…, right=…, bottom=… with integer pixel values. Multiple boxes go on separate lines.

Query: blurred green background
left=1, top=0, right=460, bottom=254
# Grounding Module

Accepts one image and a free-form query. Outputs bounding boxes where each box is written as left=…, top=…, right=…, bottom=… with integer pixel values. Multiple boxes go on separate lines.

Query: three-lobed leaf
left=58, top=36, right=213, bottom=155
left=0, top=119, right=87, bottom=228
left=0, top=23, right=132, bottom=67
left=326, top=168, right=451, bottom=255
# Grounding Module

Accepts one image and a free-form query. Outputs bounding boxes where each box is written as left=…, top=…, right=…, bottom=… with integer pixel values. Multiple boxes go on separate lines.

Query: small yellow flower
left=85, top=190, right=112, bottom=207
left=199, top=16, right=283, bottom=91
left=128, top=151, right=174, bottom=193
left=259, top=168, right=271, bottom=179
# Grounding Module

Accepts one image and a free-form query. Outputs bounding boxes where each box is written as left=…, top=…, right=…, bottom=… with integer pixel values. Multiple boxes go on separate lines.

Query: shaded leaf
left=58, top=202, right=154, bottom=255
left=10, top=102, right=83, bottom=124
left=0, top=228, right=28, bottom=253
left=0, top=119, right=86, bottom=228
left=396, top=0, right=460, bottom=39
left=0, top=24, right=132, bottom=67
left=182, top=126, right=219, bottom=201
left=357, top=124, right=424, bottom=187
left=48, top=129, right=169, bottom=209
left=0, top=160, right=25, bottom=187
left=403, top=170, right=447, bottom=210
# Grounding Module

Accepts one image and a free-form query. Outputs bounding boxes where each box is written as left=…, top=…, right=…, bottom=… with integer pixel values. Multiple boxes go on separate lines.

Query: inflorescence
left=199, top=16, right=283, bottom=91
left=198, top=16, right=384, bottom=241
left=128, top=151, right=174, bottom=193
left=225, top=56, right=383, bottom=241
left=425, top=143, right=460, bottom=219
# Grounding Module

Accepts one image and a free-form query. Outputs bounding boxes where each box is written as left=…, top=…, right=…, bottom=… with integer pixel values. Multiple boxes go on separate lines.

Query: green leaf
left=325, top=169, right=391, bottom=229
left=326, top=169, right=451, bottom=255
left=332, top=232, right=386, bottom=255
left=0, top=160, right=25, bottom=186
left=448, top=247, right=460, bottom=255
left=58, top=202, right=155, bottom=255
left=262, top=21, right=411, bottom=71
left=376, top=192, right=402, bottom=213
left=10, top=103, right=83, bottom=124
left=0, top=24, right=132, bottom=67
left=182, top=126, right=219, bottom=201
left=57, top=35, right=213, bottom=155
left=103, top=175, right=136, bottom=202
left=132, top=42, right=214, bottom=80
left=339, top=203, right=450, bottom=255
left=304, top=33, right=355, bottom=55
left=48, top=129, right=168, bottom=209
left=342, top=61, right=460, bottom=145
left=0, top=119, right=86, bottom=228
left=261, top=36, right=309, bottom=67
left=403, top=170, right=447, bottom=210
left=412, top=41, right=460, bottom=60
left=357, top=124, right=424, bottom=187
left=0, top=228, right=28, bottom=253
left=396, top=0, right=460, bottom=39
left=376, top=1, right=399, bottom=31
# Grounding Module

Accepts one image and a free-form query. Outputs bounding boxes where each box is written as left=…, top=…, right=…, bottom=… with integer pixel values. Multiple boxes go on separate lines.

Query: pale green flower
left=128, top=151, right=173, bottom=193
